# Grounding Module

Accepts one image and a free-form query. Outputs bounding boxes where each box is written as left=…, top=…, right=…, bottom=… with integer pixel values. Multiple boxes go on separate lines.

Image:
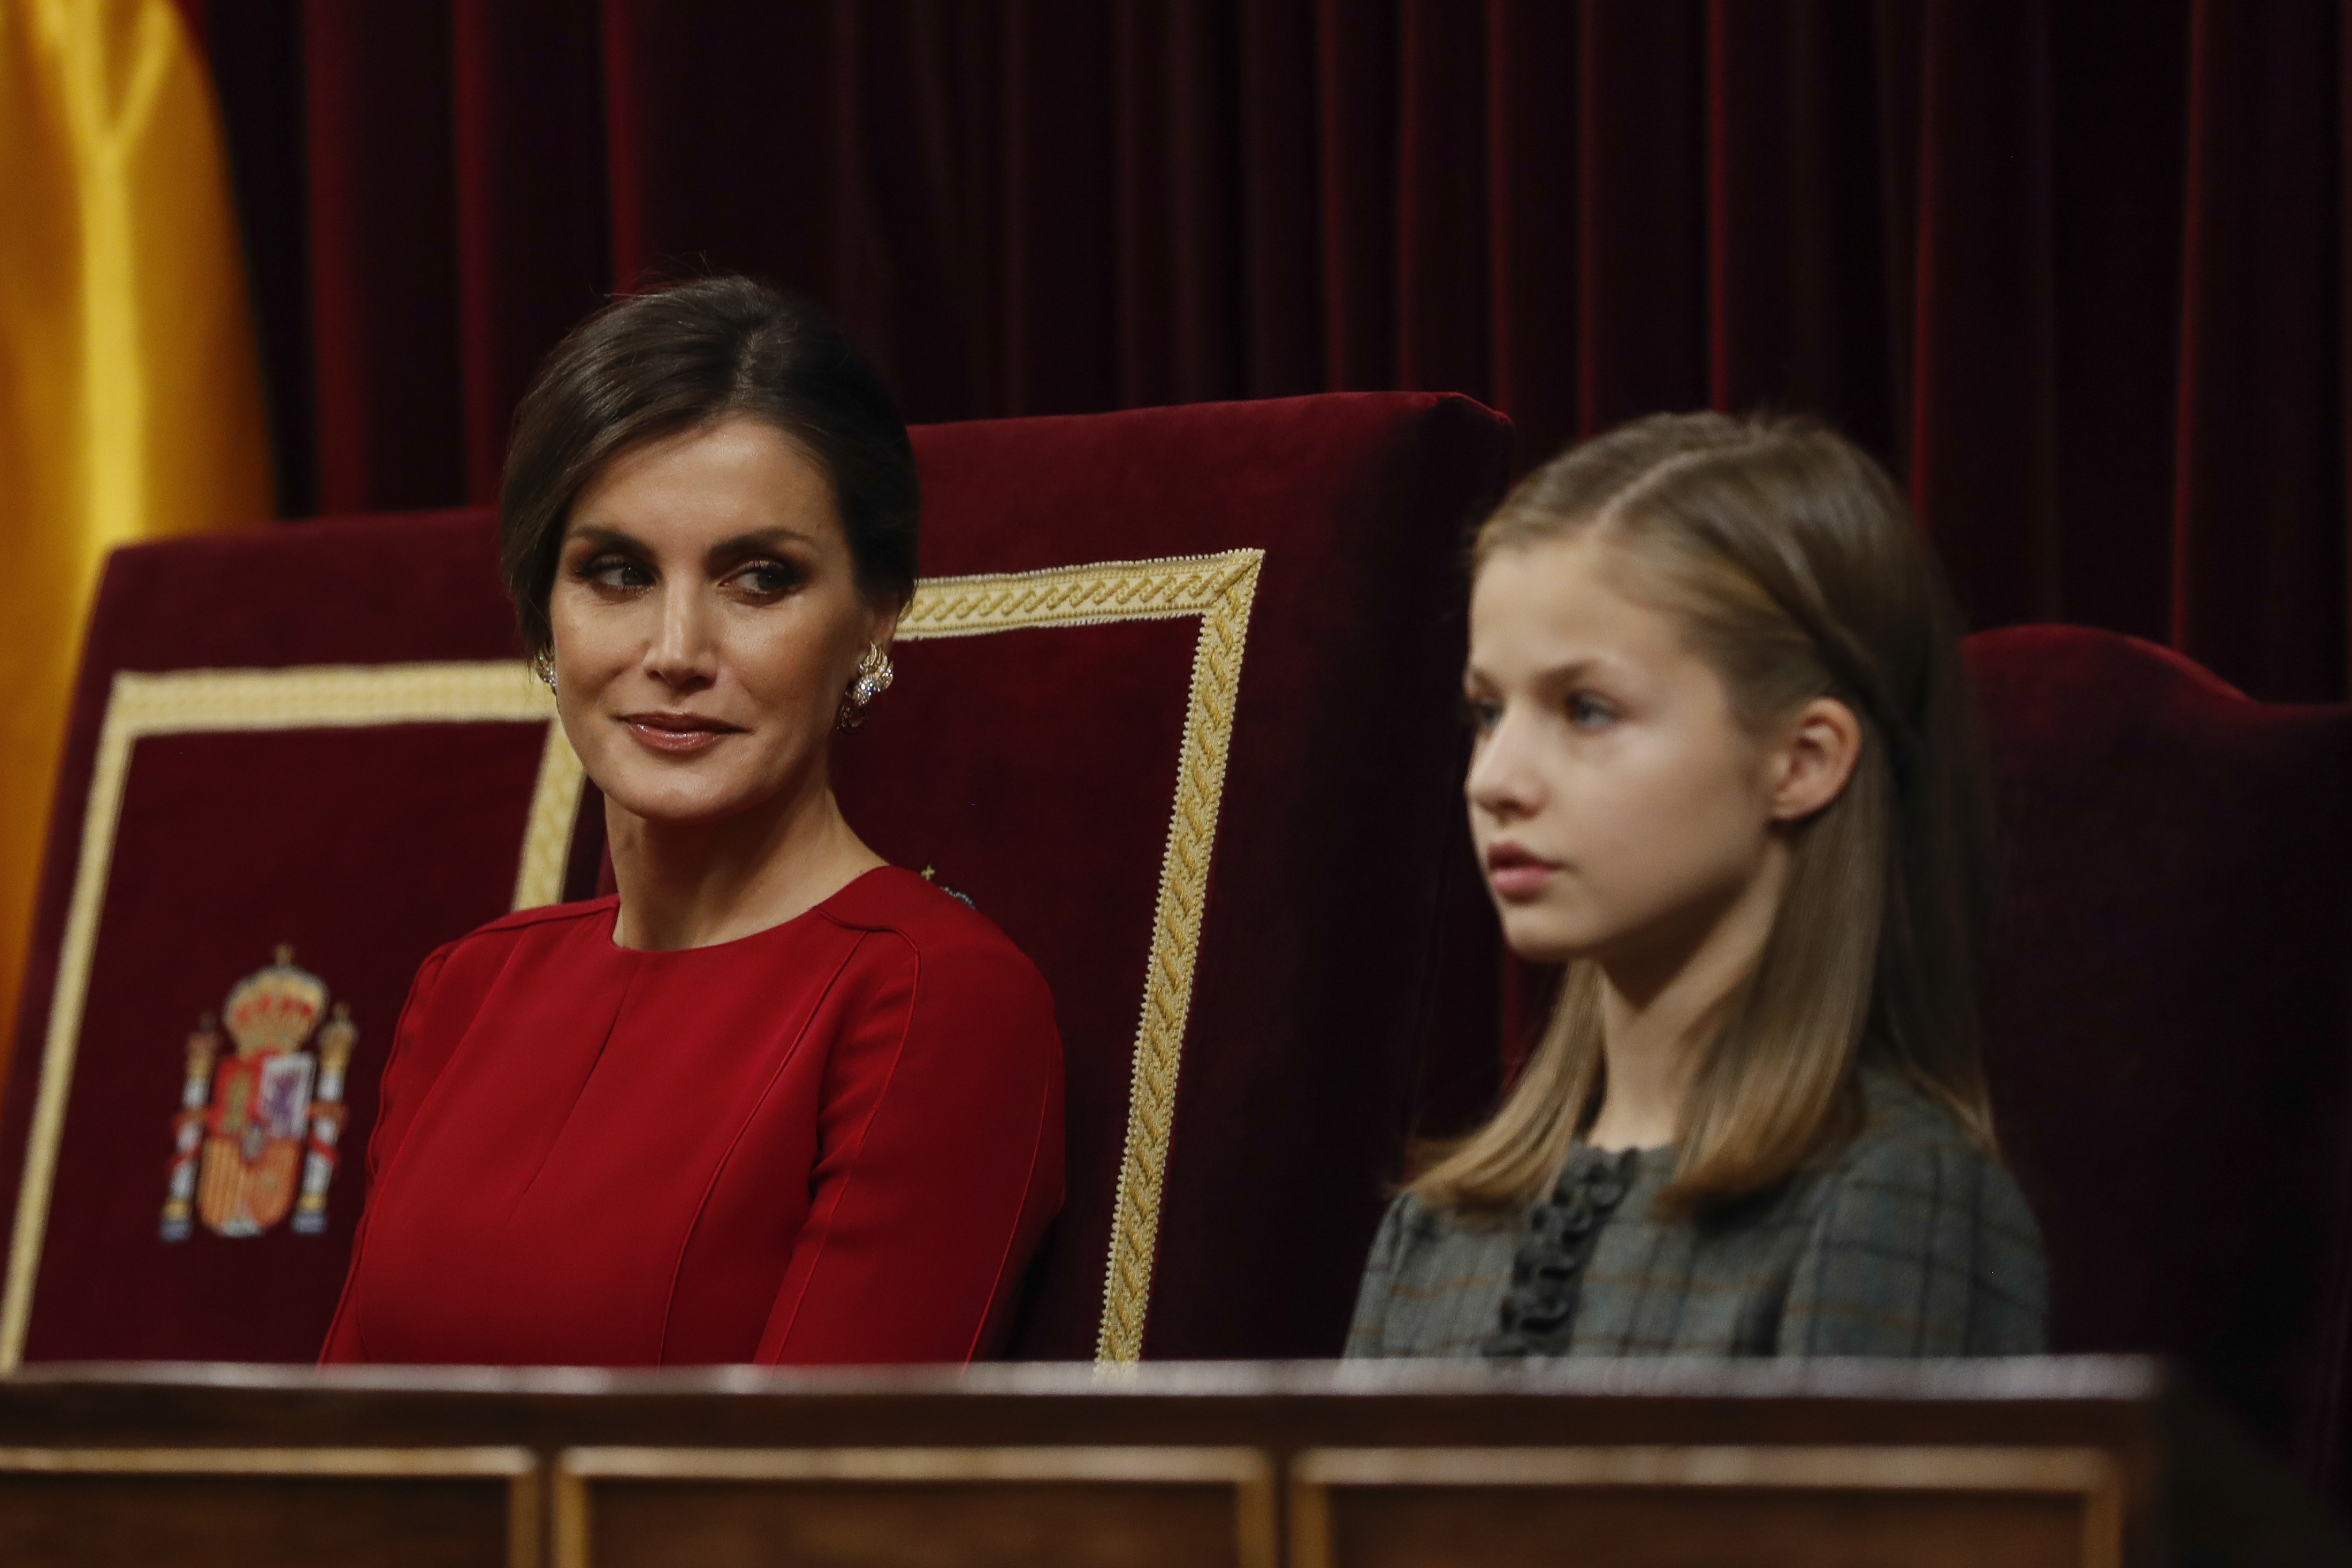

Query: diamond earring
left=836, top=642, right=894, bottom=731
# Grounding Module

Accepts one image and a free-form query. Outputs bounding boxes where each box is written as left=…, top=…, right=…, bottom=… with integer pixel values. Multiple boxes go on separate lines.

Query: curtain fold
left=180, top=0, right=2352, bottom=701
left=451, top=0, right=607, bottom=505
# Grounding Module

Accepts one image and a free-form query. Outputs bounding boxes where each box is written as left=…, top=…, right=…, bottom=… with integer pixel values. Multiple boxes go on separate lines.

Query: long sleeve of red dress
left=319, top=867, right=1063, bottom=1366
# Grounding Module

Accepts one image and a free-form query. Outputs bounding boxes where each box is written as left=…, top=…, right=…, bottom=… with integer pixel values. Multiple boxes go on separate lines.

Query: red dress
left=320, top=867, right=1063, bottom=1365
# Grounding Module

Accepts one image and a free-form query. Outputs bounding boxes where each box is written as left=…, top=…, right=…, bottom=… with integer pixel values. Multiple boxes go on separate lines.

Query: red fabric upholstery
left=1968, top=625, right=2352, bottom=1502
left=0, top=391, right=1510, bottom=1364
left=0, top=510, right=538, bottom=1361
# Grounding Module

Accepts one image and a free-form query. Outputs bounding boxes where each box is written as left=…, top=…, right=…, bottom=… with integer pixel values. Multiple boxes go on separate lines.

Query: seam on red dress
left=759, top=933, right=924, bottom=1362
left=654, top=931, right=870, bottom=1363
left=962, top=1070, right=1054, bottom=1363
left=466, top=895, right=619, bottom=937
left=502, top=952, right=639, bottom=1227
left=363, top=924, right=548, bottom=1211
left=318, top=940, right=452, bottom=1363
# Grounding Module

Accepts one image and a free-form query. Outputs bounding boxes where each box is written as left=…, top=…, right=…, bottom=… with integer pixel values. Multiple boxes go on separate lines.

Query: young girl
left=1348, top=411, right=2046, bottom=1359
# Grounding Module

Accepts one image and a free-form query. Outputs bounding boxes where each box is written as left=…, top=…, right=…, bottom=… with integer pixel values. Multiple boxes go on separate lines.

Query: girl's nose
left=1465, top=710, right=1544, bottom=822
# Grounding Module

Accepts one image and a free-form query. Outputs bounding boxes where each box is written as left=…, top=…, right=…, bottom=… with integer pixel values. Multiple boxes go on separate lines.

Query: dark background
left=173, top=0, right=2350, bottom=702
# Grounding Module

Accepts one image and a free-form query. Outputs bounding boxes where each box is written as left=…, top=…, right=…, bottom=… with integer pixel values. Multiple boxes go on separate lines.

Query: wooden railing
left=0, top=1358, right=2336, bottom=1567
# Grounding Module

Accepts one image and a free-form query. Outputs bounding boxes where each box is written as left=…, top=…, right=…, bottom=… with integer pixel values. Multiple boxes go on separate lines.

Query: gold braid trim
left=904, top=551, right=1270, bottom=1362
left=897, top=551, right=1262, bottom=639
left=1091, top=558, right=1262, bottom=1363
left=513, top=724, right=587, bottom=910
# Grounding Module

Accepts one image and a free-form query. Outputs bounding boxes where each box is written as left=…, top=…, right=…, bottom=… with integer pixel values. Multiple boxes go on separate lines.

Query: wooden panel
left=555, top=1446, right=1277, bottom=1568
left=0, top=1446, right=536, bottom=1568
left=1291, top=1447, right=2124, bottom=1568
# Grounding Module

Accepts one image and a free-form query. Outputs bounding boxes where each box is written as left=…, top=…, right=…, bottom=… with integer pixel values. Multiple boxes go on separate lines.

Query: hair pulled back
left=498, top=276, right=918, bottom=654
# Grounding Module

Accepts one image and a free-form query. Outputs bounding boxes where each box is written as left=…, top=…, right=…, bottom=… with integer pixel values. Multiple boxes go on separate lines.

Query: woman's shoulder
left=819, top=867, right=1053, bottom=1000
left=818, top=866, right=1023, bottom=951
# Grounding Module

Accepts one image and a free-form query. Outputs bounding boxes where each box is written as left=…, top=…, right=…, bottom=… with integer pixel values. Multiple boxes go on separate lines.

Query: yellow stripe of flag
left=0, top=0, right=272, bottom=1080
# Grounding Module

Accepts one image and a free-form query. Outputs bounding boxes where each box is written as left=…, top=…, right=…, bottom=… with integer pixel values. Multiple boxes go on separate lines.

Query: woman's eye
left=733, top=560, right=804, bottom=598
left=580, top=555, right=651, bottom=590
left=1566, top=693, right=1617, bottom=729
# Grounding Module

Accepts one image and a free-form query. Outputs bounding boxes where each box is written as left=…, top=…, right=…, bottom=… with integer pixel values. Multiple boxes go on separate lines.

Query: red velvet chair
left=1967, top=625, right=2352, bottom=1506
left=0, top=391, right=1511, bottom=1368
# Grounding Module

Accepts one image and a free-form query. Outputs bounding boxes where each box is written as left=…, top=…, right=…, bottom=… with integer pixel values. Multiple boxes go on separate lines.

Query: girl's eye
left=1566, top=693, right=1617, bottom=729
left=1459, top=696, right=1502, bottom=733
left=734, top=560, right=805, bottom=598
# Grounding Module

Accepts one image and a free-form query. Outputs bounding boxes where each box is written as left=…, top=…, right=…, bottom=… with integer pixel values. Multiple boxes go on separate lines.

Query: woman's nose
left=644, top=587, right=719, bottom=688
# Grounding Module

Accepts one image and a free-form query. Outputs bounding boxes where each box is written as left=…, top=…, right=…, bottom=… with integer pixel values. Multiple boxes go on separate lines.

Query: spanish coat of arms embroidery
left=160, top=946, right=356, bottom=1241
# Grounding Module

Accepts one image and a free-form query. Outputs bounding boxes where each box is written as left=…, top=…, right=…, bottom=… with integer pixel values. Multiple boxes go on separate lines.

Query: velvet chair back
left=0, top=392, right=1511, bottom=1367
left=1968, top=625, right=2352, bottom=1504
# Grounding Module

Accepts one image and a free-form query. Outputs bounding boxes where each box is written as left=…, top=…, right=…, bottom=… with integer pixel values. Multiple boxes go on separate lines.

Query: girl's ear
left=1769, top=696, right=1863, bottom=822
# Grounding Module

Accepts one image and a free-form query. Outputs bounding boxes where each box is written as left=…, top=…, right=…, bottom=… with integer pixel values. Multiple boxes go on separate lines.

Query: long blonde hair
left=1411, top=411, right=1998, bottom=1216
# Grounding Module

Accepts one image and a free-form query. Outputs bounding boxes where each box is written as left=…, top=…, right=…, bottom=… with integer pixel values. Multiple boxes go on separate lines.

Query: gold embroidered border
left=0, top=662, right=573, bottom=1371
left=514, top=723, right=588, bottom=909
left=902, top=552, right=1264, bottom=1361
left=2, top=549, right=1263, bottom=1372
left=898, top=551, right=1262, bottom=639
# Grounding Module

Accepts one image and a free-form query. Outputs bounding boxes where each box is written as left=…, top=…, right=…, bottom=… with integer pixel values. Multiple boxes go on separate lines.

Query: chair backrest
left=1968, top=625, right=2352, bottom=1503
left=0, top=391, right=1511, bottom=1367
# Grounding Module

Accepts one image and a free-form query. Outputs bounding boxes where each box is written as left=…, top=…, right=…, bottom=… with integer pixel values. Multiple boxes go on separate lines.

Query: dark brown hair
left=1412, top=410, right=1999, bottom=1216
left=499, top=276, right=918, bottom=653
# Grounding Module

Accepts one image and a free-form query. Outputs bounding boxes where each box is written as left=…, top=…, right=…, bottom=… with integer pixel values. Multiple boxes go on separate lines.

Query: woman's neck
left=604, top=775, right=886, bottom=952
left=1583, top=844, right=1790, bottom=1152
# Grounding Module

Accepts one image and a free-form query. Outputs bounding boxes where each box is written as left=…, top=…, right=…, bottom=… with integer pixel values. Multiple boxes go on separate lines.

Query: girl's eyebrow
left=1466, top=654, right=1622, bottom=689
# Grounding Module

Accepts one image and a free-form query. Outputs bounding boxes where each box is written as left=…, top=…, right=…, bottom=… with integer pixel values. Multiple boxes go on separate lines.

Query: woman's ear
left=866, top=591, right=907, bottom=652
left=1769, top=696, right=1863, bottom=822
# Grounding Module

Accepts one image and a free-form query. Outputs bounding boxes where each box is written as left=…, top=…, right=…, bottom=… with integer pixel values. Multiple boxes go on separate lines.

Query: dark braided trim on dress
left=1484, top=1145, right=1643, bottom=1357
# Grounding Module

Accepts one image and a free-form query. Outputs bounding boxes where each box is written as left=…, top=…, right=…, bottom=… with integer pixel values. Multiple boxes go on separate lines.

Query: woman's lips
left=622, top=714, right=741, bottom=755
left=1485, top=843, right=1561, bottom=901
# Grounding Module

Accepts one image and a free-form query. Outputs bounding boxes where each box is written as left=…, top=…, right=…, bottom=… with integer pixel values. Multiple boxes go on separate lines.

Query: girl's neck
left=605, top=775, right=885, bottom=952
left=1583, top=842, right=1791, bottom=1151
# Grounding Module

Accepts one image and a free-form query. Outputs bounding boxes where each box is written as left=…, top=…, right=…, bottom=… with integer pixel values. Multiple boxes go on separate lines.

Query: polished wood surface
left=0, top=1445, right=533, bottom=1567
left=0, top=1359, right=2330, bottom=1567
left=1291, top=1445, right=2119, bottom=1568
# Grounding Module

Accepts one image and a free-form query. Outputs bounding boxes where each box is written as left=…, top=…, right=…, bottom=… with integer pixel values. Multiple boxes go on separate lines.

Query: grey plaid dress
left=1347, top=1070, right=2048, bottom=1359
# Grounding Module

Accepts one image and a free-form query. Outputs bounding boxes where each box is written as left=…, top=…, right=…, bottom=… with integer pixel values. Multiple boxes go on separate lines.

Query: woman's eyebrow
left=707, top=528, right=816, bottom=561
left=562, top=524, right=641, bottom=552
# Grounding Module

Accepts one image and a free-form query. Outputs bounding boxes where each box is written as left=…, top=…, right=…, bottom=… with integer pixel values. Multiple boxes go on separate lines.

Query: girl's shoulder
left=1808, top=1067, right=2044, bottom=1251
left=1844, top=1067, right=2004, bottom=1168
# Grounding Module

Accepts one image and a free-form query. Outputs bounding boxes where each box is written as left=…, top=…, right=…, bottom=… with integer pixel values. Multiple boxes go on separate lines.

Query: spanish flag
left=0, top=0, right=271, bottom=1077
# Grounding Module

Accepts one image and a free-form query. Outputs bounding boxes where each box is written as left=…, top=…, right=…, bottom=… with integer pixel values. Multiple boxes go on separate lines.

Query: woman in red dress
left=321, top=278, right=1063, bottom=1366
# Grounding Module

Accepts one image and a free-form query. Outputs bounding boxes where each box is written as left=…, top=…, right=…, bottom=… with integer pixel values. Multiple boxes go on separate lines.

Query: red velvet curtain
left=188, top=0, right=2351, bottom=700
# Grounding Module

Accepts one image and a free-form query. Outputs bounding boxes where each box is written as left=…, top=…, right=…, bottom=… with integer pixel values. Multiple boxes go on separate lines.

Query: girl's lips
left=1485, top=843, right=1561, bottom=901
left=1487, top=864, right=1557, bottom=901
left=623, top=716, right=737, bottom=755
